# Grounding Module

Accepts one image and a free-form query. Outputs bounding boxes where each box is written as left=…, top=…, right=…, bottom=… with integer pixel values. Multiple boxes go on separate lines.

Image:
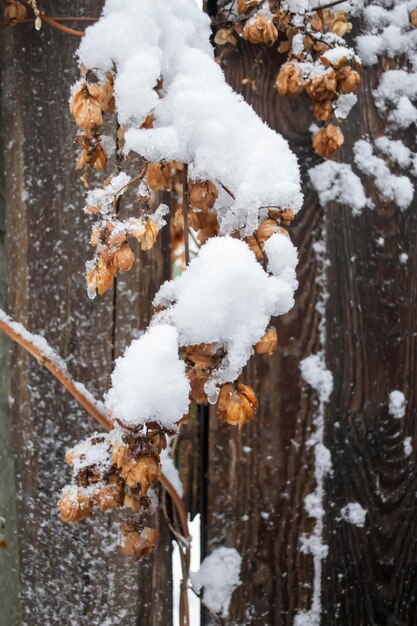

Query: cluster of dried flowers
left=65, top=72, right=292, bottom=558
left=59, top=0, right=301, bottom=561
left=214, top=0, right=361, bottom=159
left=59, top=431, right=162, bottom=558
left=70, top=79, right=175, bottom=297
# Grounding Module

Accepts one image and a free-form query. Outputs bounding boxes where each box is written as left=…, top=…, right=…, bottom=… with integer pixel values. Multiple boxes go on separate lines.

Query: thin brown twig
left=310, top=0, right=350, bottom=11
left=0, top=313, right=111, bottom=430
left=40, top=15, right=85, bottom=36
left=219, top=181, right=235, bottom=200
left=188, top=585, right=224, bottom=624
left=0, top=14, right=96, bottom=35
left=182, top=164, right=190, bottom=266
left=161, top=479, right=191, bottom=626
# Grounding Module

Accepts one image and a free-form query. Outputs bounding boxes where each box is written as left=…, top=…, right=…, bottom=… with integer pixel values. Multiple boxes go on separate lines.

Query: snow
left=190, top=547, right=242, bottom=618
left=67, top=433, right=112, bottom=477
left=105, top=325, right=190, bottom=430
left=404, top=437, right=413, bottom=457
left=154, top=236, right=298, bottom=401
left=300, top=354, right=333, bottom=405
left=388, top=390, right=407, bottom=419
left=353, top=139, right=414, bottom=211
left=292, top=33, right=305, bottom=56
left=298, top=351, right=333, bottom=626
left=357, top=3, right=417, bottom=66
left=77, top=0, right=302, bottom=237
left=321, top=46, right=354, bottom=66
left=357, top=2, right=417, bottom=129
left=373, top=70, right=417, bottom=129
left=334, top=94, right=358, bottom=120
left=161, top=446, right=183, bottom=498
left=399, top=252, right=409, bottom=265
left=341, top=502, right=367, bottom=527
left=0, top=308, right=69, bottom=374
left=85, top=172, right=131, bottom=214
left=309, top=161, right=369, bottom=216
left=374, top=137, right=412, bottom=169
left=263, top=232, right=298, bottom=284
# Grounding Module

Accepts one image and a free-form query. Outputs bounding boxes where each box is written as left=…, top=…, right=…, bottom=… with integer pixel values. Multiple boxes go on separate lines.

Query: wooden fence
left=1, top=2, right=417, bottom=625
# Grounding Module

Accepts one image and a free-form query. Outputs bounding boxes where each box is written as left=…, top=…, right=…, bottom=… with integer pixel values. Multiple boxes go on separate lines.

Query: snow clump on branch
left=77, top=0, right=302, bottom=235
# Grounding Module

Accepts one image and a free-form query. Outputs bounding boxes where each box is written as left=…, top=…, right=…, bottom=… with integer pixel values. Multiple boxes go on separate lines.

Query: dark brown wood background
left=1, top=2, right=417, bottom=625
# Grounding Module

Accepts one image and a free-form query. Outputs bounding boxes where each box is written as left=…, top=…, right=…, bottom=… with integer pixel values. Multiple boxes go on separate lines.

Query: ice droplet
left=87, top=284, right=97, bottom=300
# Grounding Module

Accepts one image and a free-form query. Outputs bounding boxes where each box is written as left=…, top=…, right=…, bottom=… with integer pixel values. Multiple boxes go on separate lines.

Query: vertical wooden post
left=0, top=53, right=21, bottom=623
left=205, top=41, right=322, bottom=624
left=0, top=3, right=172, bottom=624
left=205, top=20, right=417, bottom=626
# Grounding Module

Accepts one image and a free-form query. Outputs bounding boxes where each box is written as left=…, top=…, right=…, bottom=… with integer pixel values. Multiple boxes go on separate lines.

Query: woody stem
left=182, top=164, right=190, bottom=266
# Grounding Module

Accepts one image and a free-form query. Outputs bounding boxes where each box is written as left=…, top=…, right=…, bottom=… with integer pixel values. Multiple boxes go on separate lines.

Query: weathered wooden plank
left=0, top=4, right=172, bottom=624
left=207, top=16, right=417, bottom=626
left=205, top=40, right=323, bottom=625
left=0, top=61, right=21, bottom=623
left=322, top=55, right=417, bottom=625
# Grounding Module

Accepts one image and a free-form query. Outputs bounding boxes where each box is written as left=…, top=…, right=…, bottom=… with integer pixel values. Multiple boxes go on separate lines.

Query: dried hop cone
left=87, top=81, right=115, bottom=114
left=245, top=235, right=264, bottom=262
left=120, top=455, right=161, bottom=494
left=70, top=84, right=104, bottom=132
left=275, top=63, right=305, bottom=97
left=256, top=219, right=289, bottom=246
left=329, top=12, right=352, bottom=37
left=312, top=99, right=333, bottom=122
left=336, top=66, right=361, bottom=95
left=237, top=0, right=261, bottom=14
left=189, top=180, right=218, bottom=211
left=59, top=488, right=93, bottom=524
left=267, top=208, right=295, bottom=225
left=5, top=0, right=28, bottom=22
left=305, top=70, right=337, bottom=102
left=147, top=429, right=168, bottom=454
left=146, top=163, right=171, bottom=192
left=312, top=124, right=344, bottom=158
left=255, top=326, right=278, bottom=355
left=75, top=135, right=108, bottom=172
left=86, top=257, right=116, bottom=296
left=141, top=219, right=159, bottom=251
left=94, top=475, right=125, bottom=513
left=243, top=15, right=278, bottom=46
left=119, top=521, right=159, bottom=559
left=112, top=244, right=135, bottom=273
left=218, top=383, right=258, bottom=429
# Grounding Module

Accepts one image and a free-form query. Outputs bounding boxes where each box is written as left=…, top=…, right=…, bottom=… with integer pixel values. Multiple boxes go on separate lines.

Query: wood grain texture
left=0, top=6, right=172, bottom=624
left=206, top=15, right=417, bottom=626
left=322, top=53, right=417, bottom=626
left=0, top=54, right=21, bottom=624
left=205, top=40, right=324, bottom=625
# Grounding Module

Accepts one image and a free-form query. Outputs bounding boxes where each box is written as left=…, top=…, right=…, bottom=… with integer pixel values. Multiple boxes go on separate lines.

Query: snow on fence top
left=77, top=0, right=302, bottom=235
